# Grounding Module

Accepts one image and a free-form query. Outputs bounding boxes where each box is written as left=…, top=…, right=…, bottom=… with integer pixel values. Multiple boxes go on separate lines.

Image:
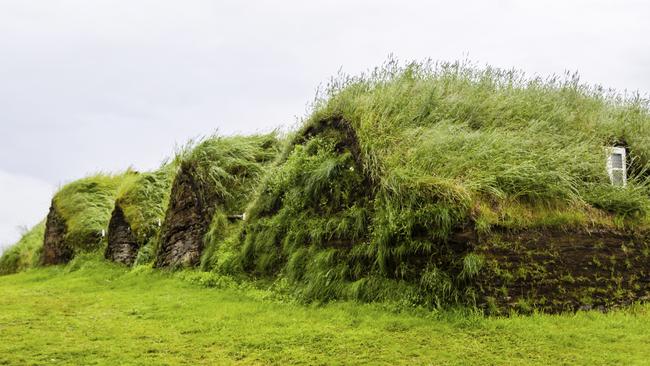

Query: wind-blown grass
left=224, top=59, right=650, bottom=308
left=2, top=59, right=649, bottom=312
left=197, top=134, right=281, bottom=268
left=115, top=163, right=178, bottom=265
left=0, top=222, right=45, bottom=275
left=155, top=133, right=281, bottom=268
left=53, top=173, right=129, bottom=254
left=116, top=165, right=177, bottom=242
left=307, top=59, right=650, bottom=225
left=185, top=133, right=280, bottom=216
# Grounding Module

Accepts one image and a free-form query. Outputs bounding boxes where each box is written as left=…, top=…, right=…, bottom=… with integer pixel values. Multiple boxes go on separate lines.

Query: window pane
left=611, top=153, right=623, bottom=169
left=611, top=170, right=624, bottom=186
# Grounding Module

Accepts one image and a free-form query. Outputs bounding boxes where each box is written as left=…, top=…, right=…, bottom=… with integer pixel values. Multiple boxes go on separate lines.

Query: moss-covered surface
left=211, top=60, right=650, bottom=311
left=105, top=165, right=176, bottom=266
left=156, top=133, right=280, bottom=269
left=41, top=174, right=128, bottom=265
left=3, top=60, right=650, bottom=313
left=474, top=228, right=650, bottom=313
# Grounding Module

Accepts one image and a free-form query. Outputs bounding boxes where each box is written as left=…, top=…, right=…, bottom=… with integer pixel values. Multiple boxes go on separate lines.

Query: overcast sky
left=0, top=0, right=649, bottom=251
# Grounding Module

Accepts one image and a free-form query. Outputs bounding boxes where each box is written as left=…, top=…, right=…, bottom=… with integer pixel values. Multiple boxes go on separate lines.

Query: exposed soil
left=155, top=165, right=215, bottom=268
left=41, top=203, right=72, bottom=265
left=104, top=205, right=139, bottom=266
left=474, top=228, right=650, bottom=313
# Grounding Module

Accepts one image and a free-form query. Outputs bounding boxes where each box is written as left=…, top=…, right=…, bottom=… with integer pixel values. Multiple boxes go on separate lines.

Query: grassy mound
left=3, top=59, right=649, bottom=312
left=41, top=173, right=129, bottom=265
left=106, top=163, right=177, bottom=266
left=156, top=133, right=280, bottom=269
left=220, top=60, right=650, bottom=310
left=0, top=222, right=45, bottom=275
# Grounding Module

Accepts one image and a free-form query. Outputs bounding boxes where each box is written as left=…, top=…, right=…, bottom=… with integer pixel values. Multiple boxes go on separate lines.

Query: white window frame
left=606, top=146, right=627, bottom=187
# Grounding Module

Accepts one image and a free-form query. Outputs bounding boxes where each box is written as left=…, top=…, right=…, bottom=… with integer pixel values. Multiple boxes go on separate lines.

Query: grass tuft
left=0, top=222, right=45, bottom=275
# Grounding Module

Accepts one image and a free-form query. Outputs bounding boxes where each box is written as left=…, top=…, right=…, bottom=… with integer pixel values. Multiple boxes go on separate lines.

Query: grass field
left=0, top=260, right=649, bottom=365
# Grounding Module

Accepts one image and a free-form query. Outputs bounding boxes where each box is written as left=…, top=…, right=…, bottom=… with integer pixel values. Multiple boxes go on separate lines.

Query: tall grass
left=0, top=222, right=45, bottom=275
left=163, top=133, right=281, bottom=269
left=53, top=173, right=129, bottom=253
left=2, top=59, right=649, bottom=309
left=227, top=59, right=650, bottom=307
left=116, top=163, right=178, bottom=265
left=186, top=133, right=280, bottom=215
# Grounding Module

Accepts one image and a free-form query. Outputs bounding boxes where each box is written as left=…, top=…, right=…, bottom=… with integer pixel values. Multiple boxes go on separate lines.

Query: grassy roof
left=115, top=163, right=177, bottom=245
left=54, top=173, right=129, bottom=253
left=181, top=133, right=281, bottom=214
left=0, top=221, right=45, bottom=275
left=304, top=60, right=650, bottom=230
left=174, top=133, right=281, bottom=269
left=223, top=60, right=650, bottom=307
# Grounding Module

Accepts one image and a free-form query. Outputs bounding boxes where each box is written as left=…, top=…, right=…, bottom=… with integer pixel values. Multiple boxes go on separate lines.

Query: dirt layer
left=155, top=165, right=213, bottom=268
left=474, top=228, right=650, bottom=313
left=105, top=205, right=140, bottom=266
left=41, top=204, right=72, bottom=265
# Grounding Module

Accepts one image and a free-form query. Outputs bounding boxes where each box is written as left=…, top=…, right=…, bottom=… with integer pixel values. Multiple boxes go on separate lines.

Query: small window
left=607, top=147, right=627, bottom=187
left=611, top=170, right=625, bottom=186
left=611, top=153, right=623, bottom=169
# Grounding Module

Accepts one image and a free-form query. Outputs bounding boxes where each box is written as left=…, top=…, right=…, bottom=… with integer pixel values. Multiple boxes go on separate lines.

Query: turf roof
left=215, top=59, right=650, bottom=307
left=302, top=59, right=650, bottom=229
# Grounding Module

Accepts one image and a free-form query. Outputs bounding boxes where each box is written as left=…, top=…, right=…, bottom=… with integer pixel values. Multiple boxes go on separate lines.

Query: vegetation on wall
left=40, top=173, right=130, bottom=265
left=1, top=59, right=649, bottom=313
left=156, top=133, right=280, bottom=268
left=109, top=163, right=178, bottom=266
left=210, top=59, right=650, bottom=310
left=117, top=165, right=177, bottom=245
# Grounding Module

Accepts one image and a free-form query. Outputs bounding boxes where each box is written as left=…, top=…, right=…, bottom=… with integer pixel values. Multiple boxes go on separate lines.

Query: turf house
left=104, top=164, right=177, bottom=266
left=4, top=61, right=650, bottom=314
left=39, top=174, right=131, bottom=266
left=154, top=134, right=280, bottom=269
left=207, top=62, right=650, bottom=313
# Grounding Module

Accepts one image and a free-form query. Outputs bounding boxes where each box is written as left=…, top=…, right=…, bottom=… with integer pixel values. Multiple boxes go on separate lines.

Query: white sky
left=0, top=0, right=649, bottom=251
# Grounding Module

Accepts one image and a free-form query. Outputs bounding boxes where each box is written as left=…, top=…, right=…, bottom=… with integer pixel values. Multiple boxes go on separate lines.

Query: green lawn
left=0, top=261, right=648, bottom=365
